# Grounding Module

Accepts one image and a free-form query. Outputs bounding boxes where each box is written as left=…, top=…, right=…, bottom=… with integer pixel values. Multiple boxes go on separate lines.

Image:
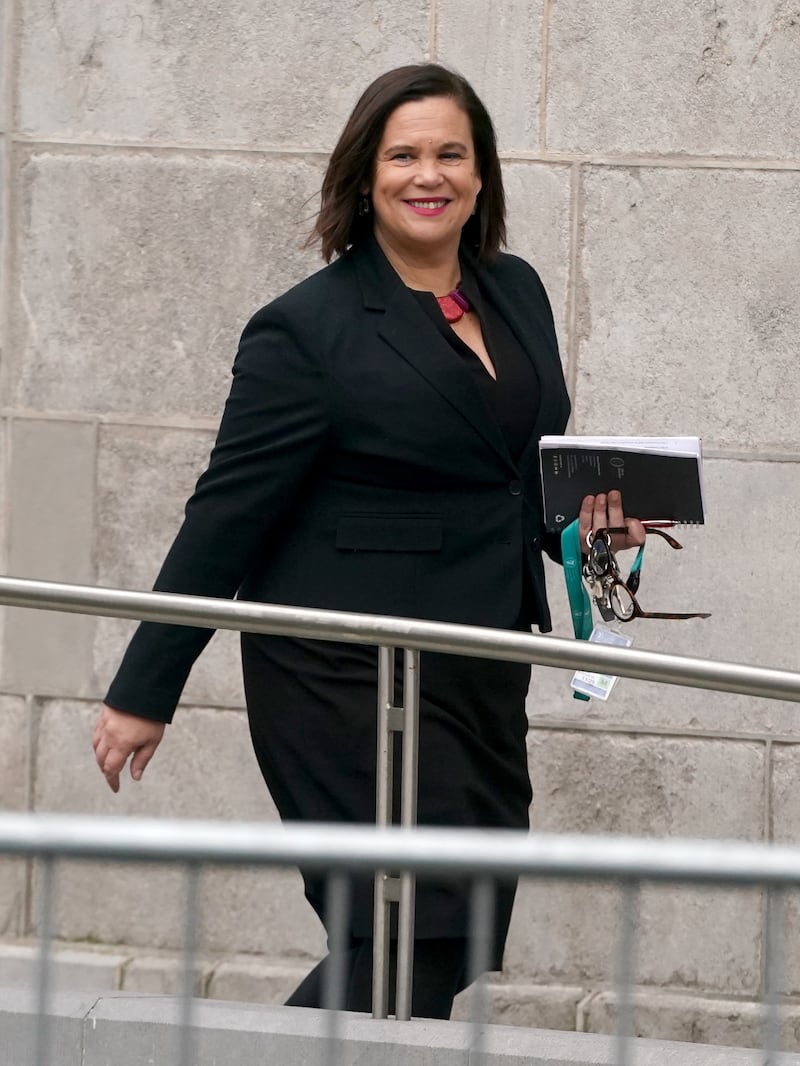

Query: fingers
left=92, top=704, right=165, bottom=792
left=624, top=516, right=647, bottom=548
left=579, top=490, right=646, bottom=552
left=578, top=493, right=596, bottom=548
left=606, top=488, right=625, bottom=530
left=130, top=741, right=158, bottom=783
left=93, top=730, right=125, bottom=793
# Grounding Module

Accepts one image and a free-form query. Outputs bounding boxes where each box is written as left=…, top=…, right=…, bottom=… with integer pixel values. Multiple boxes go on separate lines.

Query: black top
left=409, top=262, right=542, bottom=462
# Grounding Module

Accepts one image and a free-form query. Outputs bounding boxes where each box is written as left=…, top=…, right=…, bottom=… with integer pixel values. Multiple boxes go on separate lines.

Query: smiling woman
left=370, top=96, right=483, bottom=265
left=95, top=62, right=640, bottom=1022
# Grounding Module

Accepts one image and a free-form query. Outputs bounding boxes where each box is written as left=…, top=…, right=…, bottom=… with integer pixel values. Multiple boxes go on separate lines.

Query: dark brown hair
left=310, top=64, right=506, bottom=263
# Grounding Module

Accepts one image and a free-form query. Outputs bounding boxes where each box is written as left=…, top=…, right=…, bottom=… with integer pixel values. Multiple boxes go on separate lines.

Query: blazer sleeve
left=105, top=303, right=331, bottom=723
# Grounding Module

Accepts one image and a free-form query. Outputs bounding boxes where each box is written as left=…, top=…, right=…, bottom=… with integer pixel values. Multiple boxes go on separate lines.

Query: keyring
left=586, top=526, right=628, bottom=550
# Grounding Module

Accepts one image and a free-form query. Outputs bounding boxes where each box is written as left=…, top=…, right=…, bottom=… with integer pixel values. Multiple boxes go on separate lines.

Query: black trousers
left=285, top=937, right=470, bottom=1020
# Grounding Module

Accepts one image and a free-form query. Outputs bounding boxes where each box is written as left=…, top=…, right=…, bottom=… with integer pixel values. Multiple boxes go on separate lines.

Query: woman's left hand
left=578, top=489, right=646, bottom=554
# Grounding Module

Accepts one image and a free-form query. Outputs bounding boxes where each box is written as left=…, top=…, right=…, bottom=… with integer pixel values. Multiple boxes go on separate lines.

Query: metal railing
left=1, top=574, right=799, bottom=700
left=2, top=574, right=800, bottom=1064
left=2, top=814, right=800, bottom=1065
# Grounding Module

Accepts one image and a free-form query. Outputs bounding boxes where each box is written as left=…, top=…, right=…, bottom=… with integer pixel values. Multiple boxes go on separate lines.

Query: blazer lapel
left=352, top=240, right=516, bottom=471
left=467, top=250, right=569, bottom=473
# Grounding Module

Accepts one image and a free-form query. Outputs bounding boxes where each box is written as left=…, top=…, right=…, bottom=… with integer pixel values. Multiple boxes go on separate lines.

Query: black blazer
left=106, top=237, right=571, bottom=722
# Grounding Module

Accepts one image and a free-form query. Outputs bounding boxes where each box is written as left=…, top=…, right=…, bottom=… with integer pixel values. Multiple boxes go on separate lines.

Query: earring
left=471, top=199, right=478, bottom=216
left=358, top=196, right=371, bottom=216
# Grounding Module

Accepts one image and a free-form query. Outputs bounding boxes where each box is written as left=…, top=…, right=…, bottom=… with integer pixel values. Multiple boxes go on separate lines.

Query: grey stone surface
left=4, top=988, right=800, bottom=1066
left=0, top=44, right=5, bottom=131
left=12, top=150, right=325, bottom=416
left=83, top=996, right=472, bottom=1066
left=478, top=1020, right=800, bottom=1064
left=0, top=136, right=4, bottom=250
left=573, top=167, right=800, bottom=452
left=436, top=0, right=543, bottom=151
left=768, top=743, right=800, bottom=995
left=122, top=953, right=211, bottom=996
left=49, top=948, right=130, bottom=992
left=547, top=0, right=800, bottom=156
left=93, top=422, right=244, bottom=709
left=582, top=988, right=800, bottom=1052
left=206, top=956, right=309, bottom=1006
left=530, top=456, right=800, bottom=736
left=32, top=700, right=324, bottom=957
left=452, top=981, right=584, bottom=1031
left=503, top=161, right=572, bottom=349
left=0, top=418, right=7, bottom=684
left=0, top=943, right=130, bottom=993
left=17, top=1, right=429, bottom=145
left=4, top=420, right=97, bottom=697
left=0, top=943, right=37, bottom=984
left=0, top=987, right=93, bottom=1066
left=0, top=696, right=29, bottom=938
left=507, top=732, right=765, bottom=991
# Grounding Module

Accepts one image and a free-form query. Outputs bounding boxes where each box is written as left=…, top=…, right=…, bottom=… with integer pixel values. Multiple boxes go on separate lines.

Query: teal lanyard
left=561, top=520, right=592, bottom=702
left=561, top=520, right=646, bottom=702
left=561, top=519, right=593, bottom=642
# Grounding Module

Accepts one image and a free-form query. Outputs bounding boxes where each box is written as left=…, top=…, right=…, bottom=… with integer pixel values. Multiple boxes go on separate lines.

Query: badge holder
left=560, top=520, right=632, bottom=702
left=570, top=623, right=632, bottom=701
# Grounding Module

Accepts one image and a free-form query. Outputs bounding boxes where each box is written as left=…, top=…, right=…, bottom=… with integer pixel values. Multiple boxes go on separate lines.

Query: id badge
left=570, top=624, right=633, bottom=701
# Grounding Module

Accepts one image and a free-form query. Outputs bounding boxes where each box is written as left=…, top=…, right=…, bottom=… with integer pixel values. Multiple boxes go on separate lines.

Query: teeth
left=409, top=200, right=447, bottom=209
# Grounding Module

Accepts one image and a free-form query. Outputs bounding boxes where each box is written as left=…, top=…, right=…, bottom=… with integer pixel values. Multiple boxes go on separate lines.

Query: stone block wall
left=1, top=0, right=799, bottom=1049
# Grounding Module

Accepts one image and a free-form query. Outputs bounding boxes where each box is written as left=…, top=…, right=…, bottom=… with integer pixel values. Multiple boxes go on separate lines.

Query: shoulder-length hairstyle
left=311, top=64, right=506, bottom=263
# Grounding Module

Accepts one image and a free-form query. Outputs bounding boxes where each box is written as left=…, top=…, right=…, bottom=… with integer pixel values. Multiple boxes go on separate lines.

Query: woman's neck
left=375, top=230, right=461, bottom=295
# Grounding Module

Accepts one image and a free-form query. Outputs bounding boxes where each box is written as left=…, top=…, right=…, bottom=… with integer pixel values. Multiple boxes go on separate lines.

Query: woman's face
left=369, top=95, right=482, bottom=263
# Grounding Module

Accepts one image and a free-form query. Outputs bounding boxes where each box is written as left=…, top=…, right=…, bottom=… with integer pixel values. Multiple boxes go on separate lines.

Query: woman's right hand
left=92, top=704, right=165, bottom=793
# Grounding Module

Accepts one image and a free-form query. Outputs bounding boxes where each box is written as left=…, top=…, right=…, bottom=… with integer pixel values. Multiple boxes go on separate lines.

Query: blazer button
left=508, top=479, right=522, bottom=496
left=530, top=536, right=541, bottom=549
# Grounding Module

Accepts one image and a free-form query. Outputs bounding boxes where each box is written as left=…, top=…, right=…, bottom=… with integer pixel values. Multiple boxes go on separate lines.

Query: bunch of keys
left=582, top=527, right=626, bottom=623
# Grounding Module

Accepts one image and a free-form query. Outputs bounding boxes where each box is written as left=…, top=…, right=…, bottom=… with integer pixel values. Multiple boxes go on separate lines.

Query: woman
left=93, top=63, right=643, bottom=1018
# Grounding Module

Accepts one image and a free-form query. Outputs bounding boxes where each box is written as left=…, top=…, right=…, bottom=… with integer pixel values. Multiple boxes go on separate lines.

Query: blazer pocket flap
left=336, top=515, right=443, bottom=552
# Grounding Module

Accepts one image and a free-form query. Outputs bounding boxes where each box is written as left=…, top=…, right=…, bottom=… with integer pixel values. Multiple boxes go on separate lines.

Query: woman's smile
left=405, top=198, right=451, bottom=215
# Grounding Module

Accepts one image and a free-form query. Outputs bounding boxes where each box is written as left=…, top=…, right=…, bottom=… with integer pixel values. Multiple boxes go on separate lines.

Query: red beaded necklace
left=436, top=286, right=471, bottom=323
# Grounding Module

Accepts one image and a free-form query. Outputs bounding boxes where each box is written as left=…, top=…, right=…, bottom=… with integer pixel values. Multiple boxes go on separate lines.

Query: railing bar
left=322, top=873, right=351, bottom=1066
left=177, top=863, right=201, bottom=1066
left=372, top=646, right=394, bottom=1019
left=371, top=874, right=391, bottom=1020
left=1, top=576, right=799, bottom=703
left=400, top=649, right=420, bottom=830
left=8, top=817, right=800, bottom=886
left=467, top=877, right=496, bottom=1060
left=395, top=648, right=420, bottom=1021
left=395, top=870, right=416, bottom=1020
left=763, top=886, right=785, bottom=1064
left=32, top=855, right=55, bottom=1066
left=614, top=881, right=639, bottom=1066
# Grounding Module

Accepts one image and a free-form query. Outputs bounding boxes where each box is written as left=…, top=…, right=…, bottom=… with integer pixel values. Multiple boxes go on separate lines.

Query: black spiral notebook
left=539, top=435, right=706, bottom=534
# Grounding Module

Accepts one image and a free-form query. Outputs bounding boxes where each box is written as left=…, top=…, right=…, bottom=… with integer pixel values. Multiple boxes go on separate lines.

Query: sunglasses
left=583, top=527, right=711, bottom=623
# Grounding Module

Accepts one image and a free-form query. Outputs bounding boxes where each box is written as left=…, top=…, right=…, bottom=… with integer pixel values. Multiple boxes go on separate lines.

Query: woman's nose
left=413, top=158, right=444, bottom=185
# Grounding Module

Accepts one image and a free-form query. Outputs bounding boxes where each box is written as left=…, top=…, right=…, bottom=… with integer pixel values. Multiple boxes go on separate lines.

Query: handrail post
left=372, top=646, right=420, bottom=1020
left=372, top=646, right=394, bottom=1018
left=395, top=647, right=419, bottom=1020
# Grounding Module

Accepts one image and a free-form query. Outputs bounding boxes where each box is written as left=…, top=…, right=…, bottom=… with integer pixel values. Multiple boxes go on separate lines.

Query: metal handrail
left=1, top=575, right=799, bottom=701
left=6, top=575, right=800, bottom=1040
left=2, top=812, right=800, bottom=886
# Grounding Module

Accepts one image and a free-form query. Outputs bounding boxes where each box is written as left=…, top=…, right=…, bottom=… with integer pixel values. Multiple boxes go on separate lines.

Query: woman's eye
left=440, top=152, right=463, bottom=161
left=390, top=152, right=413, bottom=162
